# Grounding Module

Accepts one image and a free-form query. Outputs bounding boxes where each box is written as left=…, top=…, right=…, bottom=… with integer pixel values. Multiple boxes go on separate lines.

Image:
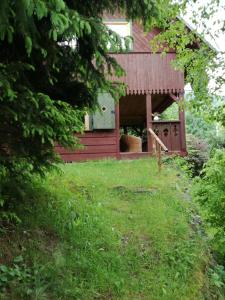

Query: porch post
left=146, top=93, right=153, bottom=152
left=115, top=103, right=120, bottom=159
left=178, top=99, right=186, bottom=154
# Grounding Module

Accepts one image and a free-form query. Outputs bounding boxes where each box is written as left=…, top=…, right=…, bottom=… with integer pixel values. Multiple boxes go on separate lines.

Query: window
left=104, top=20, right=132, bottom=50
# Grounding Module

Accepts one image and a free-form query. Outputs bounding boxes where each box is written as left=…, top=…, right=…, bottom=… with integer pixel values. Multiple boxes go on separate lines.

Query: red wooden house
left=56, top=14, right=187, bottom=162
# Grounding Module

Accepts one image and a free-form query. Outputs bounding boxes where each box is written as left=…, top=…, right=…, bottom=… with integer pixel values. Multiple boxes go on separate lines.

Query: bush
left=163, top=155, right=192, bottom=178
left=193, top=149, right=225, bottom=263
left=186, top=134, right=209, bottom=176
left=209, top=129, right=225, bottom=153
left=0, top=159, right=55, bottom=228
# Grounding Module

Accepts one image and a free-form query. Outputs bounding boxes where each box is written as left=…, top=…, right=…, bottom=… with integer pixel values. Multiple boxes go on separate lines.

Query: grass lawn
left=0, top=158, right=214, bottom=299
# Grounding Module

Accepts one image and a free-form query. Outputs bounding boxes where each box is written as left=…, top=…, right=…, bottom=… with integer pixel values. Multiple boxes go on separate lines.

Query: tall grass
left=0, top=158, right=216, bottom=299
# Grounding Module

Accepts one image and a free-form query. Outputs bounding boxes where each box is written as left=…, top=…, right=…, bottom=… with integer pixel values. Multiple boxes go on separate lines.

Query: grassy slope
left=0, top=158, right=212, bottom=299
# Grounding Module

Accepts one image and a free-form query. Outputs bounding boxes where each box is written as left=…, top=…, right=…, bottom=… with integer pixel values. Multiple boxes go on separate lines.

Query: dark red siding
left=152, top=121, right=182, bottom=152
left=132, top=23, right=164, bottom=53
left=110, top=53, right=184, bottom=95
left=55, top=15, right=186, bottom=162
left=56, top=131, right=118, bottom=162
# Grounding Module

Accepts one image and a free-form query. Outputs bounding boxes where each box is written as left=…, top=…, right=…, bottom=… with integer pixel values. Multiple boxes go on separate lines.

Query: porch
left=57, top=51, right=187, bottom=162
left=118, top=93, right=186, bottom=158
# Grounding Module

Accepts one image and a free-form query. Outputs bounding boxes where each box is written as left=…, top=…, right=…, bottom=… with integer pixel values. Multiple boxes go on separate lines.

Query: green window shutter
left=92, top=93, right=116, bottom=129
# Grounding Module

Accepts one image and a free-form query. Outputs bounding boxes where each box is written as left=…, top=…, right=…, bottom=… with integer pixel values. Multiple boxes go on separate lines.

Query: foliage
left=186, top=111, right=217, bottom=141
left=193, top=150, right=225, bottom=262
left=208, top=265, right=225, bottom=293
left=209, top=127, right=225, bottom=152
left=0, top=256, right=41, bottom=298
left=161, top=102, right=179, bottom=120
left=163, top=154, right=192, bottom=177
left=0, top=158, right=218, bottom=299
left=186, top=134, right=209, bottom=176
left=151, top=21, right=215, bottom=109
left=163, top=133, right=210, bottom=177
left=150, top=0, right=225, bottom=124
left=186, top=110, right=225, bottom=153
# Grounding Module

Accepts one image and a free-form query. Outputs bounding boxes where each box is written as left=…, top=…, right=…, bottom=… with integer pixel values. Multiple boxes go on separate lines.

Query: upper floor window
left=104, top=20, right=133, bottom=51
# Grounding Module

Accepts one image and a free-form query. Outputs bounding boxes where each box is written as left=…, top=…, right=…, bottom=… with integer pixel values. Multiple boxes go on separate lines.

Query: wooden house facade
left=56, top=14, right=187, bottom=162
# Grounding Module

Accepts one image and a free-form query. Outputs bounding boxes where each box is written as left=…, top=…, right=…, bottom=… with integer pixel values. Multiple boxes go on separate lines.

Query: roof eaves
left=178, top=16, right=218, bottom=53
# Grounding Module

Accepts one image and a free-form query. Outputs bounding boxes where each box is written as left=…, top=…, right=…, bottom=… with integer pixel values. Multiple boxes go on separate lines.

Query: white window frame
left=104, top=19, right=133, bottom=51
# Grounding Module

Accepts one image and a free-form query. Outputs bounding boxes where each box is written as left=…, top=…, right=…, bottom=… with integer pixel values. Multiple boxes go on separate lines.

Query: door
left=92, top=93, right=116, bottom=130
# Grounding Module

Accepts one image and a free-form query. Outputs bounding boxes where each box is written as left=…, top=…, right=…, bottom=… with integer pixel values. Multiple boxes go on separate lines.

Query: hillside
left=0, top=158, right=220, bottom=299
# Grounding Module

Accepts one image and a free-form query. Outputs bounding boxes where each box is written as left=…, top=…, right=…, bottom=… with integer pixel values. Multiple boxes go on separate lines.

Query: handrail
left=148, top=128, right=168, bottom=152
left=148, top=128, right=168, bottom=171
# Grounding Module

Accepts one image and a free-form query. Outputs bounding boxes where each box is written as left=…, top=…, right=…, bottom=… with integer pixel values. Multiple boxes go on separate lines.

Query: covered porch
left=111, top=52, right=186, bottom=158
left=118, top=92, right=186, bottom=158
left=57, top=51, right=187, bottom=162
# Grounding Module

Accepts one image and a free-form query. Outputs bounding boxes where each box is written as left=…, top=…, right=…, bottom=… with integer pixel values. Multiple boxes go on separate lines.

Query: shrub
left=186, top=134, right=209, bottom=176
left=209, top=129, right=225, bottom=152
left=163, top=155, right=192, bottom=177
left=193, top=149, right=225, bottom=262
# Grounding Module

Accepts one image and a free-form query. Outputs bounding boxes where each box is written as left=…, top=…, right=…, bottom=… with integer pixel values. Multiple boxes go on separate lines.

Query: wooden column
left=115, top=103, right=120, bottom=159
left=146, top=93, right=153, bottom=153
left=179, top=104, right=187, bottom=154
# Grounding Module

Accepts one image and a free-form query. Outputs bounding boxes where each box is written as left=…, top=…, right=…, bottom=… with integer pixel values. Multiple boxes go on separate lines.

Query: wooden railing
left=148, top=128, right=168, bottom=171
left=152, top=121, right=181, bottom=152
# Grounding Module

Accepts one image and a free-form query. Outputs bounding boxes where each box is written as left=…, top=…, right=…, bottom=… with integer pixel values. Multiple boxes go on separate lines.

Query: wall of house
left=132, top=23, right=164, bottom=53
left=55, top=130, right=119, bottom=162
left=55, top=14, right=186, bottom=162
left=105, top=13, right=184, bottom=95
left=56, top=104, right=120, bottom=162
left=110, top=53, right=184, bottom=95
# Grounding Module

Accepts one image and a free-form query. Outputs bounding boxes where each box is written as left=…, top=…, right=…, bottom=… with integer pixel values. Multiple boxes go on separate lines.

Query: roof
left=178, top=16, right=218, bottom=52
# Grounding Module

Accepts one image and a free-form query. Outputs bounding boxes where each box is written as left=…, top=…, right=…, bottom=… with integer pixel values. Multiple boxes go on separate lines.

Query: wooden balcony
left=110, top=53, right=184, bottom=95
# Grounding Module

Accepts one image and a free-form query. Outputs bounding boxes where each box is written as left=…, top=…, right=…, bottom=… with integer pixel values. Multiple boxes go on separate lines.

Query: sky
left=183, top=0, right=225, bottom=93
left=184, top=0, right=225, bottom=51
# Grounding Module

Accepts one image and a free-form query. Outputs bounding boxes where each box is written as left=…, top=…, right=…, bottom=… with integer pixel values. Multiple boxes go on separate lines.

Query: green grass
left=0, top=158, right=216, bottom=299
